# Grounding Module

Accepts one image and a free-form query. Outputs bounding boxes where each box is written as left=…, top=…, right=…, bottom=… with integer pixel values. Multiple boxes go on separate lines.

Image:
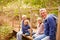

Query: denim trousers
left=16, top=31, right=30, bottom=40
left=34, top=34, right=47, bottom=40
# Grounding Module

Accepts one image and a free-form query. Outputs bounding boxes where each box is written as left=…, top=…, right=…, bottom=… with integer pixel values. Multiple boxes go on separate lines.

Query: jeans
left=17, top=31, right=22, bottom=40
left=33, top=34, right=40, bottom=38
left=34, top=34, right=47, bottom=40
left=41, top=36, right=50, bottom=40
left=16, top=31, right=30, bottom=40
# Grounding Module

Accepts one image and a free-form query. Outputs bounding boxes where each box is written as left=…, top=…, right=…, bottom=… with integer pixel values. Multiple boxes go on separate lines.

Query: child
left=33, top=17, right=44, bottom=38
left=17, top=19, right=30, bottom=40
left=22, top=19, right=30, bottom=36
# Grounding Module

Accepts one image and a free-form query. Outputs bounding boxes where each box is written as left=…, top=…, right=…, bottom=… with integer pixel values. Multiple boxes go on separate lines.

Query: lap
left=34, top=34, right=46, bottom=40
left=41, top=36, right=50, bottom=40
left=33, top=34, right=40, bottom=38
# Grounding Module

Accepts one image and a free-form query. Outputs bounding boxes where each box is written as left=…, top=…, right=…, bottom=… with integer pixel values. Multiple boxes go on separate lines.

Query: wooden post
left=30, top=9, right=33, bottom=37
left=56, top=6, right=60, bottom=40
left=17, top=0, right=22, bottom=31
left=18, top=9, right=22, bottom=31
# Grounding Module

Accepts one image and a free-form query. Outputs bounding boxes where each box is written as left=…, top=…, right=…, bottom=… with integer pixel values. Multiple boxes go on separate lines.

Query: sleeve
left=48, top=17, right=56, bottom=40
left=28, top=25, right=30, bottom=29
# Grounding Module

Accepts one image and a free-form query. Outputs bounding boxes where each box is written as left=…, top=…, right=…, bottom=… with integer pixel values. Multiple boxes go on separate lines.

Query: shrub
left=0, top=26, right=13, bottom=40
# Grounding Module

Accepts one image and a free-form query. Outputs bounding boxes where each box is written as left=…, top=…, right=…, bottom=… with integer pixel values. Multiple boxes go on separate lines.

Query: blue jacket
left=22, top=21, right=30, bottom=34
left=44, top=14, right=57, bottom=40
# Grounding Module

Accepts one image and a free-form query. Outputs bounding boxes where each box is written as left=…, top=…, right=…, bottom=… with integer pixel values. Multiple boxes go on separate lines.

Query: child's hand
left=28, top=29, right=30, bottom=31
left=28, top=29, right=33, bottom=32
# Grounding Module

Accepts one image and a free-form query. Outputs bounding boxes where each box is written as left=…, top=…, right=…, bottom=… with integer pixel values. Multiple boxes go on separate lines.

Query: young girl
left=33, top=17, right=44, bottom=38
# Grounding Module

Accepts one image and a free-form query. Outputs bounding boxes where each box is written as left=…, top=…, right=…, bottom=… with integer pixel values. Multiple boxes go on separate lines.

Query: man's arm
left=48, top=17, right=56, bottom=40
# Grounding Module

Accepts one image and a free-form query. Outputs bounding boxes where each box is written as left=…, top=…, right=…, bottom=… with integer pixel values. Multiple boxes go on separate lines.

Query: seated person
left=17, top=19, right=30, bottom=40
left=33, top=17, right=44, bottom=38
left=34, top=8, right=57, bottom=40
left=22, top=19, right=30, bottom=36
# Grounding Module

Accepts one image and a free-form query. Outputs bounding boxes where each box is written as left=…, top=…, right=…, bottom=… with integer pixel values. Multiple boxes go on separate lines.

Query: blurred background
left=0, top=0, right=60, bottom=40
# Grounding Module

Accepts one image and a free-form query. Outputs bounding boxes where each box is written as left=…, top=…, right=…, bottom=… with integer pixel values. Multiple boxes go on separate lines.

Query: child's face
left=38, top=20, right=42, bottom=24
left=24, top=21, right=28, bottom=26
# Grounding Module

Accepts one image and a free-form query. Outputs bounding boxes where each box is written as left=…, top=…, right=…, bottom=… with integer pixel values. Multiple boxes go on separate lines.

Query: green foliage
left=0, top=26, right=13, bottom=40
left=0, top=0, right=17, bottom=6
left=49, top=10, right=58, bottom=16
left=14, top=9, right=19, bottom=16
left=22, top=0, right=59, bottom=8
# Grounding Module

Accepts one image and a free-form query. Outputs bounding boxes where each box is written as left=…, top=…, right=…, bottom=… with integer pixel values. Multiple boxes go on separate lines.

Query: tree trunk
left=56, top=6, right=60, bottom=40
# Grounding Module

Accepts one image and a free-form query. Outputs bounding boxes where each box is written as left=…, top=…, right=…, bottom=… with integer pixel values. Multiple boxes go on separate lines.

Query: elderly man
left=34, top=8, right=57, bottom=40
left=16, top=15, right=27, bottom=40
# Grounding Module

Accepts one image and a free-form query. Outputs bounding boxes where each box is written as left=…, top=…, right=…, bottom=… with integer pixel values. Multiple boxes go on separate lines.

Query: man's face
left=40, top=10, right=47, bottom=19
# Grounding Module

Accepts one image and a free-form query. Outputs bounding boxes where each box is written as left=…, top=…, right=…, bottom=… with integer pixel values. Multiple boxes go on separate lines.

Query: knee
left=17, top=32, right=22, bottom=36
left=33, top=36, right=41, bottom=40
left=34, top=38, right=41, bottom=40
left=34, top=38, right=38, bottom=40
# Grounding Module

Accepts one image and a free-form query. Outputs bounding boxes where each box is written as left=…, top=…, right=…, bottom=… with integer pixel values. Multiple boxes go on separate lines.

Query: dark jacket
left=22, top=21, right=30, bottom=34
left=44, top=14, right=57, bottom=40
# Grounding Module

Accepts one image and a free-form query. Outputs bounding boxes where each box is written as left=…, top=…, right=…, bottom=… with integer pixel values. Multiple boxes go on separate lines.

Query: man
left=16, top=15, right=27, bottom=40
left=34, top=8, right=57, bottom=40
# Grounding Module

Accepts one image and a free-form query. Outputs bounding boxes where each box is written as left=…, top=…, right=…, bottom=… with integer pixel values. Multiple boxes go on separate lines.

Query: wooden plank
left=56, top=6, right=60, bottom=40
left=30, top=10, right=33, bottom=37
left=22, top=34, right=33, bottom=40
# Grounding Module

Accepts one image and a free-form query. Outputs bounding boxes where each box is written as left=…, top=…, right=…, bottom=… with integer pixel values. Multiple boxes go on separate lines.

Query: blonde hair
left=24, top=19, right=29, bottom=24
left=37, top=17, right=42, bottom=21
left=22, top=15, right=27, bottom=18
